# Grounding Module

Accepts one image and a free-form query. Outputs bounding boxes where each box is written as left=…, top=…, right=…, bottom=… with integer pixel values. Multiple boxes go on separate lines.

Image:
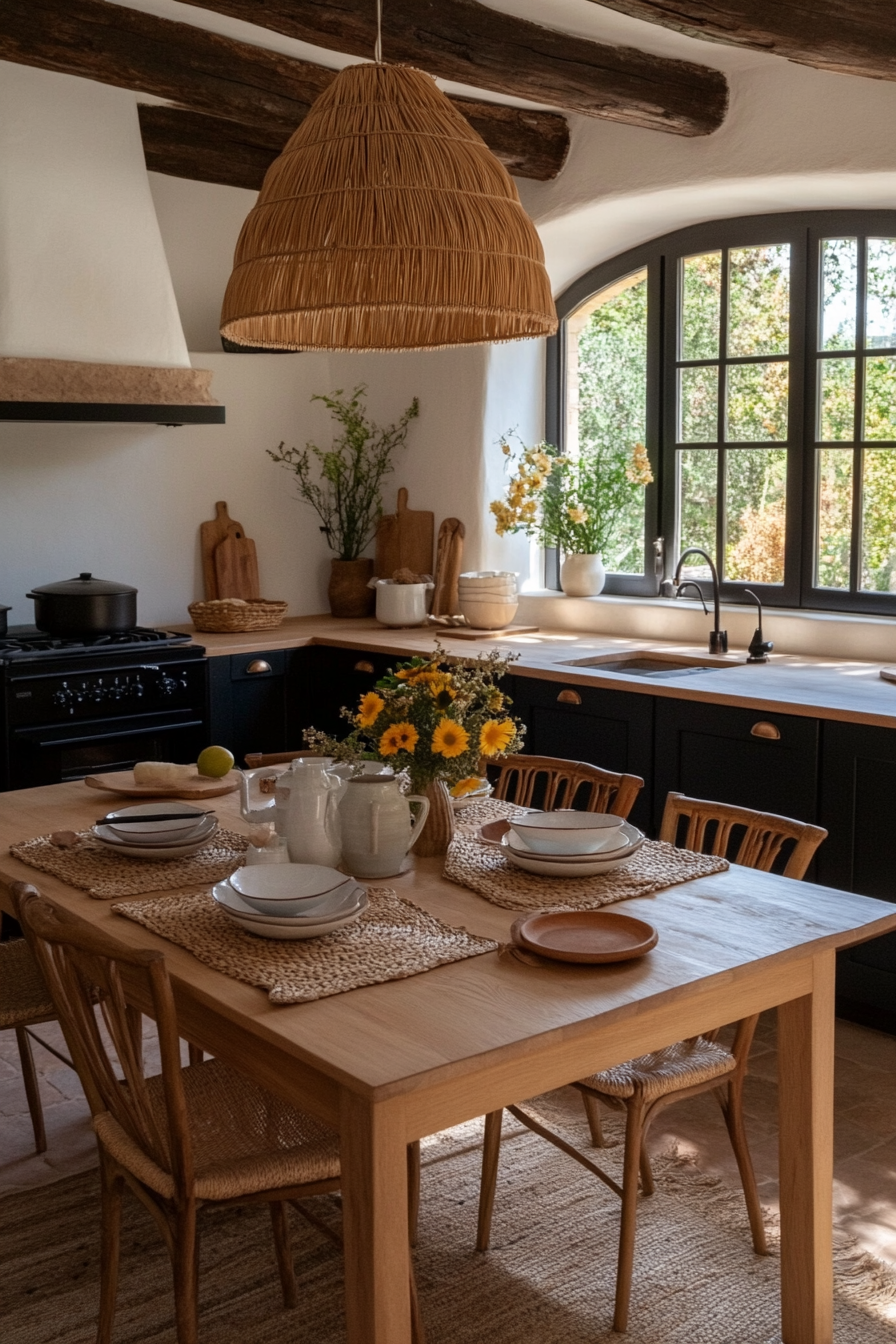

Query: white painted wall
left=0, top=63, right=189, bottom=366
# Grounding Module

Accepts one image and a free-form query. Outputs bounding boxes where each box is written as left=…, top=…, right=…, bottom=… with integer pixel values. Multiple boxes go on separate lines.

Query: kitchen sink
left=561, top=653, right=741, bottom=679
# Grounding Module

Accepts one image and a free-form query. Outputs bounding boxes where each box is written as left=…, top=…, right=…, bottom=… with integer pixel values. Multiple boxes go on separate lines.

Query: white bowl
left=105, top=802, right=209, bottom=843
left=458, top=580, right=517, bottom=595
left=458, top=571, right=518, bottom=584
left=458, top=597, right=519, bottom=630
left=508, top=811, right=626, bottom=855
left=500, top=833, right=639, bottom=878
left=229, top=863, right=353, bottom=916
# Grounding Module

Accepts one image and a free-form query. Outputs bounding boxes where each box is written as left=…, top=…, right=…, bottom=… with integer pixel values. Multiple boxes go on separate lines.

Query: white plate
left=213, top=883, right=368, bottom=939
left=104, top=801, right=211, bottom=843
left=92, top=821, right=219, bottom=860
left=506, top=822, right=644, bottom=863
left=500, top=832, right=641, bottom=877
left=214, top=880, right=364, bottom=925
left=103, top=818, right=217, bottom=847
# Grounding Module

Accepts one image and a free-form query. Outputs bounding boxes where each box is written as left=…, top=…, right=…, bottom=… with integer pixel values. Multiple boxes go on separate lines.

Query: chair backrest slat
left=659, top=792, right=827, bottom=880
left=491, top=755, right=643, bottom=820
left=14, top=884, right=195, bottom=1191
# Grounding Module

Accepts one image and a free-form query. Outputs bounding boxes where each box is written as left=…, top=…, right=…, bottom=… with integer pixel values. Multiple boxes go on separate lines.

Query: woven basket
left=188, top=600, right=288, bottom=633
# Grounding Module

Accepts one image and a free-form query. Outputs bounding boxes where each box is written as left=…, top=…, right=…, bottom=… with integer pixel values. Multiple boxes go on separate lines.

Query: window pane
left=866, top=238, right=896, bottom=349
left=677, top=449, right=717, bottom=574
left=817, top=357, right=855, bottom=441
left=724, top=449, right=787, bottom=583
left=816, top=448, right=853, bottom=589
left=727, top=244, right=790, bottom=357
left=820, top=238, right=857, bottom=351
left=680, top=252, right=721, bottom=360
left=566, top=269, right=648, bottom=573
left=864, top=356, right=896, bottom=440
left=678, top=366, right=718, bottom=442
left=726, top=361, right=789, bottom=442
left=861, top=449, right=896, bottom=591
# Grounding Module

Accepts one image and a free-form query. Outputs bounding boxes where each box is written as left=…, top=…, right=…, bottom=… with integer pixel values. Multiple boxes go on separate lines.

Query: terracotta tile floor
left=2, top=1010, right=895, bottom=1267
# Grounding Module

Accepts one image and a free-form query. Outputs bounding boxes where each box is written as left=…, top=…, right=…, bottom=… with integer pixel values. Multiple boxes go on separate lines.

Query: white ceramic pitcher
left=339, top=775, right=430, bottom=879
left=275, top=758, right=345, bottom=867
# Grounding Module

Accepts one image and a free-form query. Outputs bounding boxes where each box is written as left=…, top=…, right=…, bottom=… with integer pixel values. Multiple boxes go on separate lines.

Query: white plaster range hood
left=0, top=63, right=223, bottom=424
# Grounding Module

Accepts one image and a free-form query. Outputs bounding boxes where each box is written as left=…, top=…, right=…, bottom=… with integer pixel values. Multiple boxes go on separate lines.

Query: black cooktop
left=0, top=625, right=195, bottom=664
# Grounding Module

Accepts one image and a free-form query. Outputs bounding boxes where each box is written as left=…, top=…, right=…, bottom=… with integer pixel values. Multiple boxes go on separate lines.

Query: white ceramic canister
left=275, top=757, right=345, bottom=866
left=373, top=579, right=433, bottom=627
left=560, top=553, right=606, bottom=597
left=339, top=775, right=430, bottom=879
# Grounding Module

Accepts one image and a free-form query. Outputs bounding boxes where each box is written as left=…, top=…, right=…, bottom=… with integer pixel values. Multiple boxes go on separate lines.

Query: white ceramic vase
left=560, top=553, right=606, bottom=597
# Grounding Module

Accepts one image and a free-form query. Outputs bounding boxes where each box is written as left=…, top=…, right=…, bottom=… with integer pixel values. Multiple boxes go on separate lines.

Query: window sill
left=516, top=589, right=896, bottom=662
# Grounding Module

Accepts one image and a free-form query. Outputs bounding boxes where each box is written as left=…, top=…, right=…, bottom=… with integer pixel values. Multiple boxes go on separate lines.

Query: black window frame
left=547, top=209, right=896, bottom=613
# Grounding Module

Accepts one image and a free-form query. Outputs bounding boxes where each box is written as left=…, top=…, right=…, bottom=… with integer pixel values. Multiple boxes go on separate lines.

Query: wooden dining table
left=2, top=780, right=896, bottom=1344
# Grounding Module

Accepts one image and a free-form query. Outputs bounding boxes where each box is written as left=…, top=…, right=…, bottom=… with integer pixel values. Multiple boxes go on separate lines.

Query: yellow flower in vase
left=431, top=718, right=470, bottom=759
left=379, top=722, right=419, bottom=756
left=356, top=692, right=385, bottom=727
left=479, top=718, right=516, bottom=756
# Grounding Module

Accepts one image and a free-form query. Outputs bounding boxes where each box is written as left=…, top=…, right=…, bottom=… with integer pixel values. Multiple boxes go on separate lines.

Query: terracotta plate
left=510, top=910, right=658, bottom=964
left=84, top=770, right=240, bottom=799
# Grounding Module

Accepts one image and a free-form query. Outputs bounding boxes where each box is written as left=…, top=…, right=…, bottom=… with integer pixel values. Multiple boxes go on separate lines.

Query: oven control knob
left=159, top=675, right=178, bottom=697
left=52, top=683, right=74, bottom=708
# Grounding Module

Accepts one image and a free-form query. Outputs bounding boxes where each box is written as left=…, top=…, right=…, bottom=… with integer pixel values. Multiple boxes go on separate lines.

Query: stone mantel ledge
left=0, top=357, right=218, bottom=404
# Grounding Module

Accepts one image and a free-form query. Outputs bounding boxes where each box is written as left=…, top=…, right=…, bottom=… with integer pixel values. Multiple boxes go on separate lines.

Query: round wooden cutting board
left=83, top=770, right=241, bottom=799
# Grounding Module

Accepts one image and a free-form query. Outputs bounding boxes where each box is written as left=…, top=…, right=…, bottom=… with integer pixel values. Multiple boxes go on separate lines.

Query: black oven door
left=8, top=710, right=206, bottom=789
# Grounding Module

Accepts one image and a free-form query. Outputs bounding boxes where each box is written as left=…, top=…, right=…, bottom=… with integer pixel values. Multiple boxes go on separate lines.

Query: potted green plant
left=490, top=435, right=653, bottom=596
left=269, top=386, right=419, bottom=616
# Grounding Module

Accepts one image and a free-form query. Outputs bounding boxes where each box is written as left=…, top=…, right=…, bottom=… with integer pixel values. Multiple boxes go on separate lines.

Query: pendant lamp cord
left=374, top=0, right=383, bottom=62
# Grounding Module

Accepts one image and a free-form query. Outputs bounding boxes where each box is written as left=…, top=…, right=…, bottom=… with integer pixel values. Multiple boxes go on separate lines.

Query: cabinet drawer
left=653, top=698, right=819, bottom=831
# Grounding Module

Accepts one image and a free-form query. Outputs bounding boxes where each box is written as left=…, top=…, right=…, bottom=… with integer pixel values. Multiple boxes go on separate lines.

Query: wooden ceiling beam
left=172, top=0, right=728, bottom=136
left=138, top=99, right=568, bottom=189
left=0, top=1, right=567, bottom=180
left=593, top=2, right=896, bottom=83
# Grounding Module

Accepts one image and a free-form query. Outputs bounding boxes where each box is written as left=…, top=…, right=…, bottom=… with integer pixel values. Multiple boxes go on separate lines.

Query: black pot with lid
left=27, top=573, right=138, bottom=636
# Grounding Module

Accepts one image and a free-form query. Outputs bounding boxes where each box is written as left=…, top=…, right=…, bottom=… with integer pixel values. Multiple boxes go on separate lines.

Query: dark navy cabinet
left=208, top=648, right=289, bottom=766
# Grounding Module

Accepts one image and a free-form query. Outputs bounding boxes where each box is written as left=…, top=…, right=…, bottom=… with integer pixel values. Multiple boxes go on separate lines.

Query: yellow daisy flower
left=379, top=722, right=419, bottom=756
left=356, top=691, right=385, bottom=727
left=479, top=718, right=516, bottom=757
left=450, top=776, right=485, bottom=798
left=431, top=718, right=470, bottom=759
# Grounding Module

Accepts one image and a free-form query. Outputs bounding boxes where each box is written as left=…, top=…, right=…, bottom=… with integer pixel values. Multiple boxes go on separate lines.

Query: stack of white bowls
left=500, top=810, right=645, bottom=877
left=457, top=570, right=519, bottom=630
left=92, top=802, right=218, bottom=859
left=212, top=863, right=367, bottom=940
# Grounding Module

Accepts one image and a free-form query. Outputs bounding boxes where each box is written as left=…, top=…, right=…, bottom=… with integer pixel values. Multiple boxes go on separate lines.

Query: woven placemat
left=444, top=834, right=728, bottom=913
left=9, top=829, right=249, bottom=900
left=113, top=887, right=499, bottom=1004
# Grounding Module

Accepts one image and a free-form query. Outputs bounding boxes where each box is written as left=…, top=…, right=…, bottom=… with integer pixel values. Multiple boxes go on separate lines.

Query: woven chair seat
left=0, top=938, right=56, bottom=1027
left=580, top=1036, right=736, bottom=1103
left=94, top=1057, right=340, bottom=1201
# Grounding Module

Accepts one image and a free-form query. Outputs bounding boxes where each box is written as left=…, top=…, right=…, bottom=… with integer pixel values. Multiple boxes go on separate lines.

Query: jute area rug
left=3, top=1095, right=895, bottom=1344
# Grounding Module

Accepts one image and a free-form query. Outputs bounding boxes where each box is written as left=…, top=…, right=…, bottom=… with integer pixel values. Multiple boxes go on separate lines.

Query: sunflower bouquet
left=303, top=647, right=524, bottom=796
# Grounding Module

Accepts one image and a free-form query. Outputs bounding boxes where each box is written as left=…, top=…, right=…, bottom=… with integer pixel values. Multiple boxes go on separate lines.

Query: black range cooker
left=0, top=626, right=208, bottom=791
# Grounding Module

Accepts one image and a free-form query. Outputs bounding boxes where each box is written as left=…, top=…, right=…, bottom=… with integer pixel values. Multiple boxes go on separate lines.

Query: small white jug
left=339, top=775, right=430, bottom=879
left=276, top=758, right=345, bottom=867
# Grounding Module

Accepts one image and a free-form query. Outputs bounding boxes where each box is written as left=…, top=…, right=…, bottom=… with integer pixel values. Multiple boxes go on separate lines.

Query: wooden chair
left=14, top=884, right=425, bottom=1344
left=244, top=750, right=322, bottom=769
left=490, top=754, right=644, bottom=818
left=476, top=794, right=828, bottom=1334
left=0, top=936, right=58, bottom=1153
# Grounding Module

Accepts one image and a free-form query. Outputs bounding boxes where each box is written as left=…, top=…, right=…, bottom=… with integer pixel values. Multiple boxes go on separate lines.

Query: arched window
left=547, top=210, right=896, bottom=612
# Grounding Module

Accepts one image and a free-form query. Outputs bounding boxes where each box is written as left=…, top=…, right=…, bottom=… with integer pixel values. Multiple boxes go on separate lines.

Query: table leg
left=340, top=1089, right=412, bottom=1344
left=777, top=950, right=835, bottom=1344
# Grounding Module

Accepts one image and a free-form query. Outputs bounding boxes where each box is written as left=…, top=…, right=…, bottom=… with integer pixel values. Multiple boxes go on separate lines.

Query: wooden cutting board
left=84, top=770, right=241, bottom=798
left=431, top=517, right=465, bottom=616
left=200, top=502, right=244, bottom=600
left=375, top=488, right=434, bottom=579
left=214, top=533, right=260, bottom=600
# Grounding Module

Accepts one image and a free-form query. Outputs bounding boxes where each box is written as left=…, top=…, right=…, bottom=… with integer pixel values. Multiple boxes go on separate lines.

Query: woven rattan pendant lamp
left=219, top=56, right=557, bottom=351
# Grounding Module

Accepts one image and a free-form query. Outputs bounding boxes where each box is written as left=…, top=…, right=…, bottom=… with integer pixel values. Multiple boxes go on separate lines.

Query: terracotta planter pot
left=412, top=780, right=456, bottom=858
left=328, top=558, right=375, bottom=617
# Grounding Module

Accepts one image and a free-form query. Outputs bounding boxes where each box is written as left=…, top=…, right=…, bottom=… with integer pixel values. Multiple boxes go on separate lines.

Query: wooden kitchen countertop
left=168, top=615, right=896, bottom=730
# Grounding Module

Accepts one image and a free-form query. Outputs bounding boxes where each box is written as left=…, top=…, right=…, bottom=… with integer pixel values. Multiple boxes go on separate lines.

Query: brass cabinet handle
left=557, top=688, right=582, bottom=706
left=245, top=659, right=272, bottom=675
left=750, top=721, right=781, bottom=740
left=354, top=660, right=375, bottom=674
